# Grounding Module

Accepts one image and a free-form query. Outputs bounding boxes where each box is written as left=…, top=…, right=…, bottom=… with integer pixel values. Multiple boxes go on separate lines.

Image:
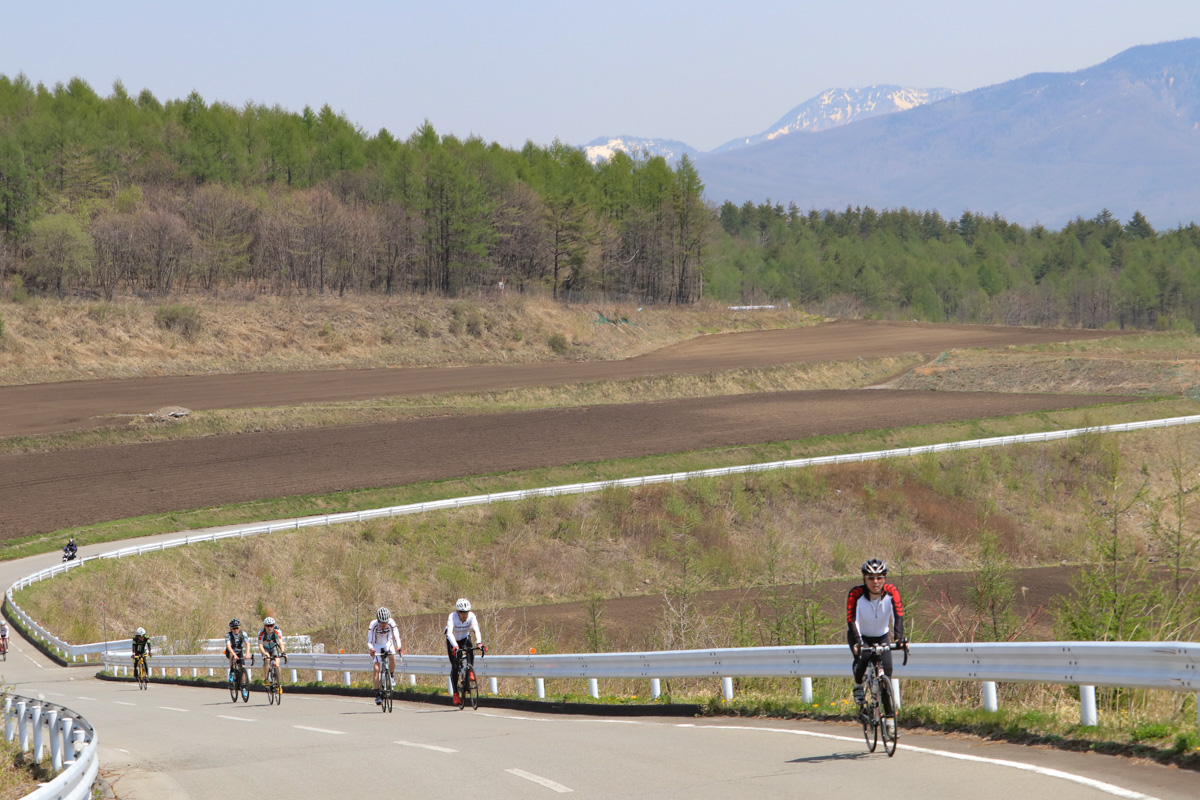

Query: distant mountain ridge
left=584, top=85, right=955, bottom=164
left=708, top=85, right=958, bottom=153
left=695, top=38, right=1200, bottom=227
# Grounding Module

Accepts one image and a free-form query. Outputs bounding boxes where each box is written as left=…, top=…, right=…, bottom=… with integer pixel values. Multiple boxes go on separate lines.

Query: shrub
left=412, top=317, right=433, bottom=338
left=154, top=305, right=203, bottom=339
left=548, top=332, right=569, bottom=354
left=0, top=309, right=4, bottom=339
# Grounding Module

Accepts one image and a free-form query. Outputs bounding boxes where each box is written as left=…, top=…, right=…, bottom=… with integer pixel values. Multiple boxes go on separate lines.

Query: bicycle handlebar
left=859, top=641, right=910, bottom=665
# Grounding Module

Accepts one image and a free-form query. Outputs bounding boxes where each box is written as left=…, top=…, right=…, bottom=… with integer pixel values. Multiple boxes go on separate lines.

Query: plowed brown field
left=0, top=320, right=1127, bottom=541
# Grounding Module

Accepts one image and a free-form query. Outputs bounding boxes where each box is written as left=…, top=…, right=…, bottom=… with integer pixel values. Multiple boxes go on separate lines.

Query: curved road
left=2, top=322, right=1190, bottom=797
left=2, top=537, right=1195, bottom=799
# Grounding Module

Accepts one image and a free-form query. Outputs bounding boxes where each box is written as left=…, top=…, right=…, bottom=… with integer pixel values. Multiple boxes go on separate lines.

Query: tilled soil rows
left=0, top=321, right=1129, bottom=540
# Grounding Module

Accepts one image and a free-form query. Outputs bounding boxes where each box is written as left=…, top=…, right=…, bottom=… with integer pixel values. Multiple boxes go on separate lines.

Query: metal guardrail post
left=722, top=677, right=734, bottom=701
left=490, top=677, right=498, bottom=694
left=1080, top=685, right=1098, bottom=726
left=891, top=678, right=901, bottom=711
left=59, top=716, right=75, bottom=766
left=588, top=678, right=599, bottom=699
left=801, top=677, right=812, bottom=703
left=46, top=708, right=61, bottom=771
left=31, top=704, right=43, bottom=762
left=983, top=681, right=998, bottom=712
left=17, top=700, right=28, bottom=750
left=536, top=678, right=545, bottom=699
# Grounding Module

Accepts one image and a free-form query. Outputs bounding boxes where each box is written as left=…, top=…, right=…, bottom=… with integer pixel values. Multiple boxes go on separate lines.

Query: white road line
left=112, top=701, right=136, bottom=706
left=395, top=740, right=457, bottom=753
left=505, top=768, right=573, bottom=793
left=293, top=725, right=345, bottom=735
left=76, top=697, right=98, bottom=701
left=677, top=724, right=1161, bottom=800
left=157, top=706, right=189, bottom=712
left=217, top=715, right=256, bottom=722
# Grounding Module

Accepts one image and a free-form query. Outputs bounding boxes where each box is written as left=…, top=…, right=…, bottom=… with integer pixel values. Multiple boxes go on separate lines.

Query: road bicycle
left=857, top=642, right=907, bottom=757
left=453, top=645, right=486, bottom=710
left=264, top=652, right=287, bottom=706
left=132, top=653, right=150, bottom=690
left=1, top=637, right=8, bottom=661
left=228, top=654, right=253, bottom=703
left=376, top=649, right=395, bottom=713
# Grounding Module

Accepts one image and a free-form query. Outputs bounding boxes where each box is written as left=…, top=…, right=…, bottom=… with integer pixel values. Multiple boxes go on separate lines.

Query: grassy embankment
left=16, top=406, right=1200, bottom=767
left=5, top=294, right=1200, bottom=765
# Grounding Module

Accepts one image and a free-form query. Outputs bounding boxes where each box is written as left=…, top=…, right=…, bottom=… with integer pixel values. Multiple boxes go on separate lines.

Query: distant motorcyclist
left=62, top=538, right=78, bottom=562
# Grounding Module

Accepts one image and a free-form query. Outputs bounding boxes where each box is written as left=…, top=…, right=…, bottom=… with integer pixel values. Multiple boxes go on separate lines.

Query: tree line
left=0, top=75, right=705, bottom=303
left=3, top=74, right=1200, bottom=331
left=711, top=202, right=1200, bottom=330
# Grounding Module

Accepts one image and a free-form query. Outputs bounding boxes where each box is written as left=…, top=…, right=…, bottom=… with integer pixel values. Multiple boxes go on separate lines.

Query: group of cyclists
left=124, top=558, right=902, bottom=720
left=182, top=598, right=486, bottom=707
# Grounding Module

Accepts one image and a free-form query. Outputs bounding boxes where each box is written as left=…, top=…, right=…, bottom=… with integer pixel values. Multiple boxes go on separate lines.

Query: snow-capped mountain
left=696, top=38, right=1200, bottom=227
left=708, top=85, right=958, bottom=154
left=583, top=135, right=701, bottom=165
left=583, top=86, right=956, bottom=164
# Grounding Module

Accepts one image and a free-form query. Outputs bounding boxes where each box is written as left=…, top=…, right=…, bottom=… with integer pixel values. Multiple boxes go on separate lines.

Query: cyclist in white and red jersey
left=846, top=558, right=907, bottom=719
left=445, top=598, right=485, bottom=705
left=368, top=607, right=403, bottom=706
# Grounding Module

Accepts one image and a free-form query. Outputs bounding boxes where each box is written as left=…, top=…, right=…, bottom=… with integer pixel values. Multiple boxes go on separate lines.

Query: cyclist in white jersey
left=368, top=607, right=403, bottom=706
left=445, top=598, right=485, bottom=705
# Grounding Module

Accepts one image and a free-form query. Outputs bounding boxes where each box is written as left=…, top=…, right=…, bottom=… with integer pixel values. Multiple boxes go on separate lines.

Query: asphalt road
left=2, top=538, right=1196, bottom=800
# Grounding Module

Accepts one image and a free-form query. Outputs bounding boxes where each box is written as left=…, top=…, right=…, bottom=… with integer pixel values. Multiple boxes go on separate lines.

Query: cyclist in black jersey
left=225, top=619, right=249, bottom=682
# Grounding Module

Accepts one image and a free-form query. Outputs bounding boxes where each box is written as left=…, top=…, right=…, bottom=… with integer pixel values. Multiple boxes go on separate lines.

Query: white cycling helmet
left=263, top=616, right=276, bottom=626
left=376, top=607, right=391, bottom=623
left=455, top=598, right=471, bottom=612
left=135, top=627, right=146, bottom=636
left=861, top=558, right=888, bottom=576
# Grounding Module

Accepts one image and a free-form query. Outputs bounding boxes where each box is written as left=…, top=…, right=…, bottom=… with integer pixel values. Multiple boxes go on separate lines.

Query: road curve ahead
left=0, top=543, right=1195, bottom=800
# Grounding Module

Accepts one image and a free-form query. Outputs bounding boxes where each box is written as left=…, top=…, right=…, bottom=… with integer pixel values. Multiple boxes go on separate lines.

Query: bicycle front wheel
left=468, top=670, right=478, bottom=709
left=228, top=668, right=239, bottom=702
left=879, top=683, right=898, bottom=756
left=135, top=660, right=148, bottom=690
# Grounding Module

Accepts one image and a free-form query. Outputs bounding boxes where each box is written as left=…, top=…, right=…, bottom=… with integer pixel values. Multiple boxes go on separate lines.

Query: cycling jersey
left=258, top=626, right=284, bottom=653
left=846, top=582, right=905, bottom=644
left=367, top=619, right=402, bottom=654
left=131, top=635, right=152, bottom=656
left=444, top=611, right=481, bottom=647
left=226, top=630, right=248, bottom=655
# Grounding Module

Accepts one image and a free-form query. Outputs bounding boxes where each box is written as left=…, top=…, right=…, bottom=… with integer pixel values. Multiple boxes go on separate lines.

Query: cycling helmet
left=455, top=598, right=471, bottom=612
left=861, top=558, right=888, bottom=576
left=135, top=627, right=146, bottom=636
left=376, top=607, right=391, bottom=623
left=229, top=619, right=241, bottom=629
left=263, top=616, right=276, bottom=627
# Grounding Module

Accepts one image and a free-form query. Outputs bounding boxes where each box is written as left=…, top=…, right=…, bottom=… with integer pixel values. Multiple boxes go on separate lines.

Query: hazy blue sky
left=4, top=1, right=1200, bottom=152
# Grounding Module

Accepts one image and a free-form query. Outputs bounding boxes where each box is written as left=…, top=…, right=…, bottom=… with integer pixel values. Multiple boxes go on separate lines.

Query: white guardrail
left=8, top=414, right=1200, bottom=730
left=2, top=694, right=98, bottom=800
left=100, top=641, right=1200, bottom=728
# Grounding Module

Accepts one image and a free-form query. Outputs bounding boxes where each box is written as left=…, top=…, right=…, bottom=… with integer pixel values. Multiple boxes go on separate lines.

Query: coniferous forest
left=2, top=75, right=1200, bottom=331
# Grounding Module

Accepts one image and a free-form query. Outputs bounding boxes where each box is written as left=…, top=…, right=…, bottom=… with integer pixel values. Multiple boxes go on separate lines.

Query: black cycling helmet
left=230, top=619, right=241, bottom=629
left=861, top=558, right=888, bottom=576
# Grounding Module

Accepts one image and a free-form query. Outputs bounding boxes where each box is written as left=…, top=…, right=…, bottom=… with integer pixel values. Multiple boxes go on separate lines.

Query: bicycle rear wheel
left=228, top=667, right=239, bottom=702
left=135, top=660, right=148, bottom=690
left=383, top=669, right=394, bottom=713
left=267, top=665, right=278, bottom=705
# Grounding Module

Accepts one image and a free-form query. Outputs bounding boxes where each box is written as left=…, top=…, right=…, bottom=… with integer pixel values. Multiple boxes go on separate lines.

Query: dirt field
left=0, top=319, right=1119, bottom=437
